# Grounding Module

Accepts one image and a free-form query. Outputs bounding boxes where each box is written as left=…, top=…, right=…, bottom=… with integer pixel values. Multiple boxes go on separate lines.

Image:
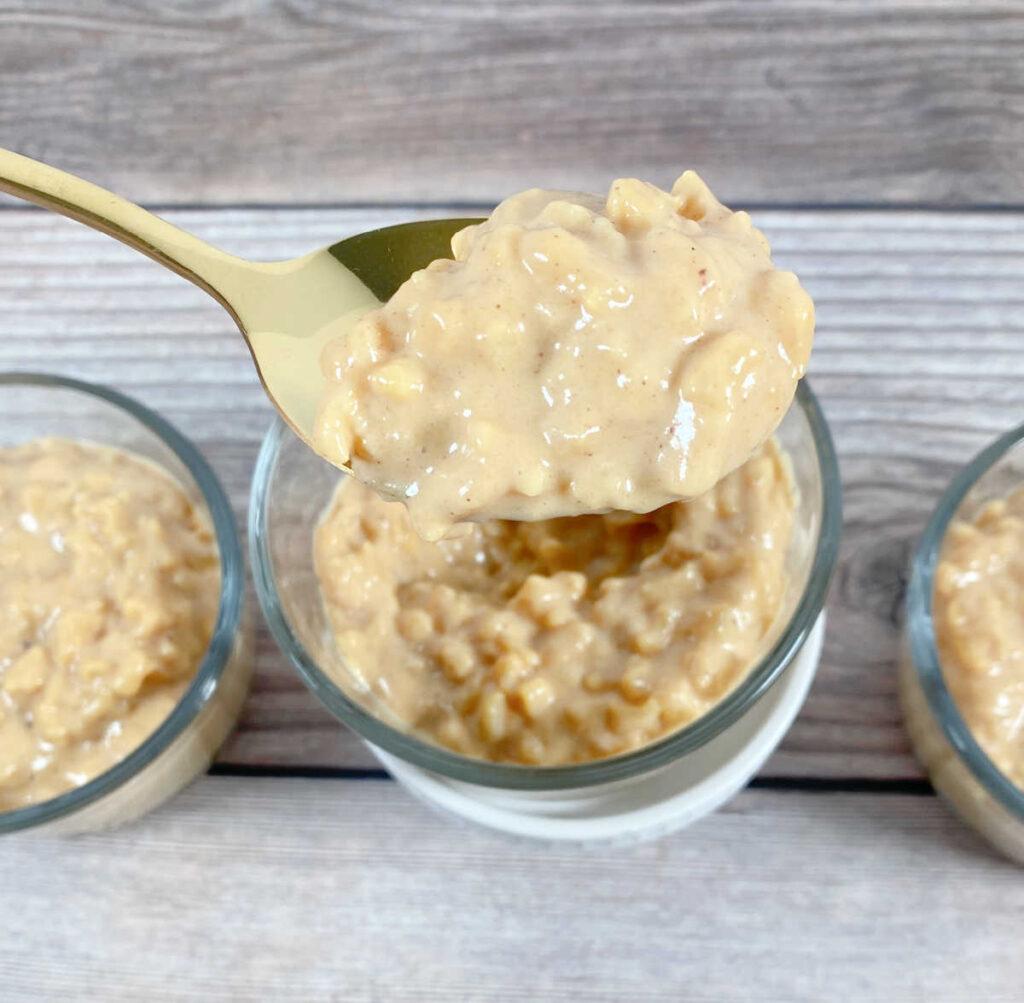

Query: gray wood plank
left=2, top=205, right=1024, bottom=779
left=1, top=778, right=1020, bottom=1001
left=1, top=1, right=1023, bottom=205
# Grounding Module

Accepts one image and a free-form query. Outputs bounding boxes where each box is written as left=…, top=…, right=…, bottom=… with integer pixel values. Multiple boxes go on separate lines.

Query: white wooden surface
left=3, top=779, right=1022, bottom=1001
left=2, top=203, right=1024, bottom=998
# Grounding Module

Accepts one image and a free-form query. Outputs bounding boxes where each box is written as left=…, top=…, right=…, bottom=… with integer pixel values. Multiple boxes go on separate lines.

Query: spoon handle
left=0, top=148, right=255, bottom=310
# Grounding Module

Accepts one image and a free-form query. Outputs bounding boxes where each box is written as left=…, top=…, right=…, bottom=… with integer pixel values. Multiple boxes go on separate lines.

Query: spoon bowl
left=235, top=217, right=479, bottom=446
left=0, top=147, right=480, bottom=456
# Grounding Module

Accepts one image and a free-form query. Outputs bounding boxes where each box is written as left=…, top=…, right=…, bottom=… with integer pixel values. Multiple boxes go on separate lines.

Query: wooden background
left=2, top=2, right=1024, bottom=1000
left=2, top=0, right=1023, bottom=206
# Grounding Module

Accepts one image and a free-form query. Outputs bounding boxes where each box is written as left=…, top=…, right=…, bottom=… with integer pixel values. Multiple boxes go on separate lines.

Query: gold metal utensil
left=0, top=148, right=480, bottom=456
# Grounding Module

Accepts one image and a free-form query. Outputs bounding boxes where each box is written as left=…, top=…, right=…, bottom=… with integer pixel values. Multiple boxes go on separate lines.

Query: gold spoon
left=0, top=148, right=480, bottom=458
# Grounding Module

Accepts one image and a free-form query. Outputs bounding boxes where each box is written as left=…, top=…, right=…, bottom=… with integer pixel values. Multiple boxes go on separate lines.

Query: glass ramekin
left=0, top=373, right=251, bottom=835
left=902, top=420, right=1024, bottom=864
left=251, top=379, right=841, bottom=795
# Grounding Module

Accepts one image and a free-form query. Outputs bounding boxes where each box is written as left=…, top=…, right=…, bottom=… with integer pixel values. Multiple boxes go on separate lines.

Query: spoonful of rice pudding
left=315, top=172, right=814, bottom=538
left=0, top=151, right=812, bottom=538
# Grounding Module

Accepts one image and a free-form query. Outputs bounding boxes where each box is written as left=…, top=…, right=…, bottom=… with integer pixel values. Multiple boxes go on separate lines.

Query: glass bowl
left=251, top=379, right=840, bottom=793
left=902, top=420, right=1024, bottom=863
left=0, top=373, right=251, bottom=835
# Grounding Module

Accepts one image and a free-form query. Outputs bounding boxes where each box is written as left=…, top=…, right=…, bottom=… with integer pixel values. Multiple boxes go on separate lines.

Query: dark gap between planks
left=207, top=763, right=936, bottom=796
left=4, top=200, right=1024, bottom=215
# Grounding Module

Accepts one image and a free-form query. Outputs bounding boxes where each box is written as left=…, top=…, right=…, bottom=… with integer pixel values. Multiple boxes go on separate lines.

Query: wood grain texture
left=2, top=204, right=1024, bottom=778
left=2, top=777, right=1021, bottom=1001
left=1, top=1, right=1023, bottom=205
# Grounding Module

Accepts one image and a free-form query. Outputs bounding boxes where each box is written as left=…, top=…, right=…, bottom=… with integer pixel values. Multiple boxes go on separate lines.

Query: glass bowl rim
left=0, top=372, right=245, bottom=833
left=905, top=418, right=1024, bottom=821
left=250, top=379, right=842, bottom=791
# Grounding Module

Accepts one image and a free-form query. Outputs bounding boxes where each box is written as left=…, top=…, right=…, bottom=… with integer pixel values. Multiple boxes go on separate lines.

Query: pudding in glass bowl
left=0, top=374, right=251, bottom=835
